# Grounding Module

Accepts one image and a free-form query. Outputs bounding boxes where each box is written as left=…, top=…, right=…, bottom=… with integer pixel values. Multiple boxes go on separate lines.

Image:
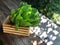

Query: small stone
left=38, top=40, right=43, bottom=44
left=29, top=27, right=34, bottom=34
left=44, top=39, right=48, bottom=43
left=52, top=36, right=56, bottom=41
left=46, top=24, right=51, bottom=27
left=47, top=28, right=52, bottom=33
left=50, top=35, right=53, bottom=39
left=40, top=31, right=47, bottom=38
left=33, top=40, right=37, bottom=45
left=47, top=41, right=53, bottom=45
left=41, top=19, right=47, bottom=23
left=52, top=23, right=58, bottom=28
left=53, top=30, right=59, bottom=35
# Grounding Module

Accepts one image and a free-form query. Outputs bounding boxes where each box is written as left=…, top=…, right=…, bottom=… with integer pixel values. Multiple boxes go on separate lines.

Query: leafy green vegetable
left=10, top=2, right=40, bottom=30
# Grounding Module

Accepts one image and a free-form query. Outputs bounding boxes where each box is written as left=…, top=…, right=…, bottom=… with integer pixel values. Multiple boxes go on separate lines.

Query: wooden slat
left=3, top=29, right=29, bottom=34
left=3, top=27, right=29, bottom=31
left=3, top=24, right=29, bottom=30
left=3, top=26, right=29, bottom=36
left=3, top=29, right=29, bottom=36
left=4, top=31, right=29, bottom=36
left=2, top=16, right=30, bottom=36
left=4, top=31, right=28, bottom=35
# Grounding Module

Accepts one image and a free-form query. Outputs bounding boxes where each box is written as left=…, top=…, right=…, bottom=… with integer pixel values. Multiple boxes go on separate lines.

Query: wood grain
left=3, top=16, right=30, bottom=36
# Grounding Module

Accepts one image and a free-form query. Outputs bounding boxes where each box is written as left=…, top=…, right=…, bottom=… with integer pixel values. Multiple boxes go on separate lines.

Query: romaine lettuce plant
left=10, top=2, right=40, bottom=30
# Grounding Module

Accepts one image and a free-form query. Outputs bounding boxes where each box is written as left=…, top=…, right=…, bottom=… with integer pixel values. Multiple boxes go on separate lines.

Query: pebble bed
left=29, top=15, right=60, bottom=45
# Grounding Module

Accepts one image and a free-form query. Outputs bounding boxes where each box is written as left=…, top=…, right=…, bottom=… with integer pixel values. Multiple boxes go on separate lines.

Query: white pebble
left=44, top=39, right=48, bottom=43
left=53, top=30, right=59, bottom=35
left=47, top=41, right=53, bottom=45
left=47, top=28, right=52, bottom=33
left=33, top=40, right=37, bottom=45
left=52, top=36, right=56, bottom=41
left=34, top=26, right=40, bottom=30
left=48, top=21, right=50, bottom=24
left=50, top=35, right=53, bottom=39
left=41, top=28, right=44, bottom=30
left=41, top=16, right=48, bottom=23
left=52, top=23, right=58, bottom=28
left=40, top=31, right=47, bottom=38
left=38, top=40, right=43, bottom=44
left=29, top=27, right=34, bottom=34
left=46, top=24, right=51, bottom=27
left=41, top=19, right=47, bottom=23
left=35, top=28, right=40, bottom=35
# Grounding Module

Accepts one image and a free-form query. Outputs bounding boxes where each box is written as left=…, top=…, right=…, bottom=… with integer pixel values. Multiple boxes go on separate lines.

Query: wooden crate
left=2, top=16, right=30, bottom=36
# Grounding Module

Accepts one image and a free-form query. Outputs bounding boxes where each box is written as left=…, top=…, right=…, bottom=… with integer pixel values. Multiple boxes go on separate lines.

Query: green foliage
left=22, top=0, right=50, bottom=15
left=52, top=13, right=60, bottom=24
left=11, top=2, right=40, bottom=30
left=22, top=0, right=60, bottom=24
left=46, top=0, right=60, bottom=24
